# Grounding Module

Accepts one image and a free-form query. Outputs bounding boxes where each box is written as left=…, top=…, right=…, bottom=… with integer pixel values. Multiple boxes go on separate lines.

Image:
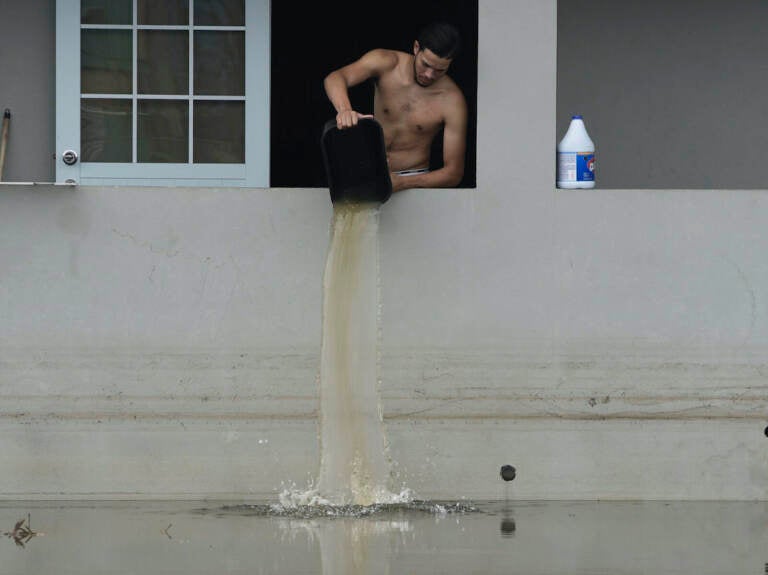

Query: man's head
left=412, top=22, right=461, bottom=87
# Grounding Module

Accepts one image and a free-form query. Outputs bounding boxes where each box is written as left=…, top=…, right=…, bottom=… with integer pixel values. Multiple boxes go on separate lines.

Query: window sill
left=0, top=181, right=76, bottom=187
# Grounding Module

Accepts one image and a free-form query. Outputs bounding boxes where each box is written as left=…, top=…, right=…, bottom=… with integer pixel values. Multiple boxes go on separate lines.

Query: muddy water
left=314, top=202, right=394, bottom=505
left=1, top=501, right=766, bottom=574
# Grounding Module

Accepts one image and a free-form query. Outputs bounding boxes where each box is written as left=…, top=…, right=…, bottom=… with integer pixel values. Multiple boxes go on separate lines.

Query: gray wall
left=0, top=0, right=56, bottom=181
left=0, top=0, right=767, bottom=500
left=557, top=0, right=768, bottom=189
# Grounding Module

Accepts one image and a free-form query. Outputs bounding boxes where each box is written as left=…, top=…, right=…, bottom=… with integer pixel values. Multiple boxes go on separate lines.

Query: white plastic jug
left=557, top=115, right=595, bottom=189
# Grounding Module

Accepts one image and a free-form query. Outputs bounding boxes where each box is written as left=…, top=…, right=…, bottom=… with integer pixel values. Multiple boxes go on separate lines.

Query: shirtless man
left=323, top=22, right=468, bottom=193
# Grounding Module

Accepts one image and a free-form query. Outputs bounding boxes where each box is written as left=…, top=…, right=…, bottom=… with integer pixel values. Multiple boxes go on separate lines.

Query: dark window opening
left=270, top=0, right=478, bottom=188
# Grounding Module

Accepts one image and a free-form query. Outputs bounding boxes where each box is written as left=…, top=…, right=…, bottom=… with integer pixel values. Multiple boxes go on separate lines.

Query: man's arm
left=390, top=90, right=468, bottom=192
left=324, top=49, right=398, bottom=129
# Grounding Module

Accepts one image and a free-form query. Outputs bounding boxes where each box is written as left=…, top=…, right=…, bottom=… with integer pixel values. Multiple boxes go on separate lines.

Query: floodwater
left=1, top=499, right=766, bottom=574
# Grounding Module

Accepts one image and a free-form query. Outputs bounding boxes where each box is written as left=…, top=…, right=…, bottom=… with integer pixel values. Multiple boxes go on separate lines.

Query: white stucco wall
left=0, top=0, right=766, bottom=500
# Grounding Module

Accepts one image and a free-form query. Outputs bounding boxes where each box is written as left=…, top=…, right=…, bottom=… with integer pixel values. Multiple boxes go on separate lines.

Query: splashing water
left=272, top=485, right=421, bottom=518
left=213, top=496, right=477, bottom=519
left=312, top=201, right=399, bottom=506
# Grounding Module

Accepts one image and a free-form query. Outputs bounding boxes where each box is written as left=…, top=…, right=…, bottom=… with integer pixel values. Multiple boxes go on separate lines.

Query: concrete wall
left=557, top=0, right=768, bottom=189
left=0, top=0, right=767, bottom=500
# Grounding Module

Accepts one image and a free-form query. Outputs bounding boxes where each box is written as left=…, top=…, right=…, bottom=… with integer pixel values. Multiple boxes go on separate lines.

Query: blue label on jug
left=577, top=153, right=595, bottom=181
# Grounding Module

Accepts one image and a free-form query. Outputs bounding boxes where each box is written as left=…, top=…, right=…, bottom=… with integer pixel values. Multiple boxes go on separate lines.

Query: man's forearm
left=323, top=72, right=352, bottom=113
left=391, top=166, right=463, bottom=192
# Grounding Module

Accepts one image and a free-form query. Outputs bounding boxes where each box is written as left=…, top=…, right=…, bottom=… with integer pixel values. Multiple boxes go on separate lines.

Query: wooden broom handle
left=0, top=109, right=10, bottom=182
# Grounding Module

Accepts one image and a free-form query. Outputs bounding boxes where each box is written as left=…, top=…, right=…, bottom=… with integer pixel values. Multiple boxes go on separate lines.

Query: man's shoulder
left=363, top=48, right=404, bottom=69
left=438, top=76, right=467, bottom=104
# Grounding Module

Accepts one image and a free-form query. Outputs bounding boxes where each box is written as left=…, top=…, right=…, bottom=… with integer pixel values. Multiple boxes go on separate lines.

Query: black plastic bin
left=320, top=117, right=392, bottom=204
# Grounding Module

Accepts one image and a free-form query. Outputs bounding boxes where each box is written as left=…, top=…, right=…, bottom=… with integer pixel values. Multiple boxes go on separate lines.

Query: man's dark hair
left=417, top=21, right=461, bottom=60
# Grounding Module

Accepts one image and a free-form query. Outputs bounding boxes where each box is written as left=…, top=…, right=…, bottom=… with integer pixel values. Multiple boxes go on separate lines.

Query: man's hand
left=336, top=110, right=374, bottom=130
left=390, top=172, right=408, bottom=193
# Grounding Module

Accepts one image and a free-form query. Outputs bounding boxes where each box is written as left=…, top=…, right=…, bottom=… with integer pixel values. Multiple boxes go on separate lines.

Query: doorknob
left=62, top=150, right=78, bottom=165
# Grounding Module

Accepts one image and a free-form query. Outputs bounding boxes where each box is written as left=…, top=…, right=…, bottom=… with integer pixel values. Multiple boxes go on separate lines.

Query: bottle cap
left=572, top=114, right=582, bottom=119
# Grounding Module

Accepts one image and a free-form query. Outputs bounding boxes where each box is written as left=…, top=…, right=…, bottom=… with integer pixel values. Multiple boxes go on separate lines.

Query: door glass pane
left=138, top=31, right=189, bottom=95
left=81, top=99, right=132, bottom=162
left=138, top=0, right=189, bottom=26
left=82, top=0, right=132, bottom=25
left=194, top=0, right=245, bottom=26
left=82, top=30, right=132, bottom=94
left=194, top=101, right=244, bottom=163
left=194, top=31, right=245, bottom=96
left=138, top=100, right=189, bottom=163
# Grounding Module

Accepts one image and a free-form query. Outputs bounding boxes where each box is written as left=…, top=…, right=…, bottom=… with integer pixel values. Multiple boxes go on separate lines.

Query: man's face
left=412, top=42, right=452, bottom=87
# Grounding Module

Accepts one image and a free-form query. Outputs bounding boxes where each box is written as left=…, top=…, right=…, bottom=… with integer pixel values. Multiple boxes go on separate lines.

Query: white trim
left=81, top=94, right=134, bottom=99
left=132, top=0, right=138, bottom=163
left=80, top=25, right=247, bottom=31
left=82, top=95, right=246, bottom=101
left=55, top=0, right=81, bottom=184
left=190, top=26, right=246, bottom=31
left=244, top=0, right=270, bottom=187
left=81, top=24, right=133, bottom=30
left=68, top=167, right=255, bottom=187
left=188, top=5, right=194, bottom=165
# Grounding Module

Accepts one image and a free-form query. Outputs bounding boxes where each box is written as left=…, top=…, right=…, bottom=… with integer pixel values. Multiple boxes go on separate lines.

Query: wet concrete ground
left=0, top=500, right=766, bottom=574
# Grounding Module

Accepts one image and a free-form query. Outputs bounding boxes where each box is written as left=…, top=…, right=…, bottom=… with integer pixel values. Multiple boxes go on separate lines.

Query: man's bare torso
left=373, top=51, right=460, bottom=172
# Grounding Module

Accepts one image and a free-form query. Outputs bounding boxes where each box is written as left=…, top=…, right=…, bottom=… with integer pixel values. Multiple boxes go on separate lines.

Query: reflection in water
left=218, top=500, right=476, bottom=575
left=269, top=502, right=475, bottom=575
left=3, top=515, right=41, bottom=548
left=499, top=509, right=516, bottom=538
left=315, top=518, right=409, bottom=575
left=2, top=501, right=767, bottom=574
left=500, top=479, right=516, bottom=538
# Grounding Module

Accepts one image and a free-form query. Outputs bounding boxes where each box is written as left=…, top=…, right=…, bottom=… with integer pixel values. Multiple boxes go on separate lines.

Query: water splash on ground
left=213, top=498, right=479, bottom=519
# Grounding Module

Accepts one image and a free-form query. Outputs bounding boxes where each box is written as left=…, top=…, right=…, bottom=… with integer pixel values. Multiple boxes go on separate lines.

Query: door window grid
left=80, top=2, right=246, bottom=164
